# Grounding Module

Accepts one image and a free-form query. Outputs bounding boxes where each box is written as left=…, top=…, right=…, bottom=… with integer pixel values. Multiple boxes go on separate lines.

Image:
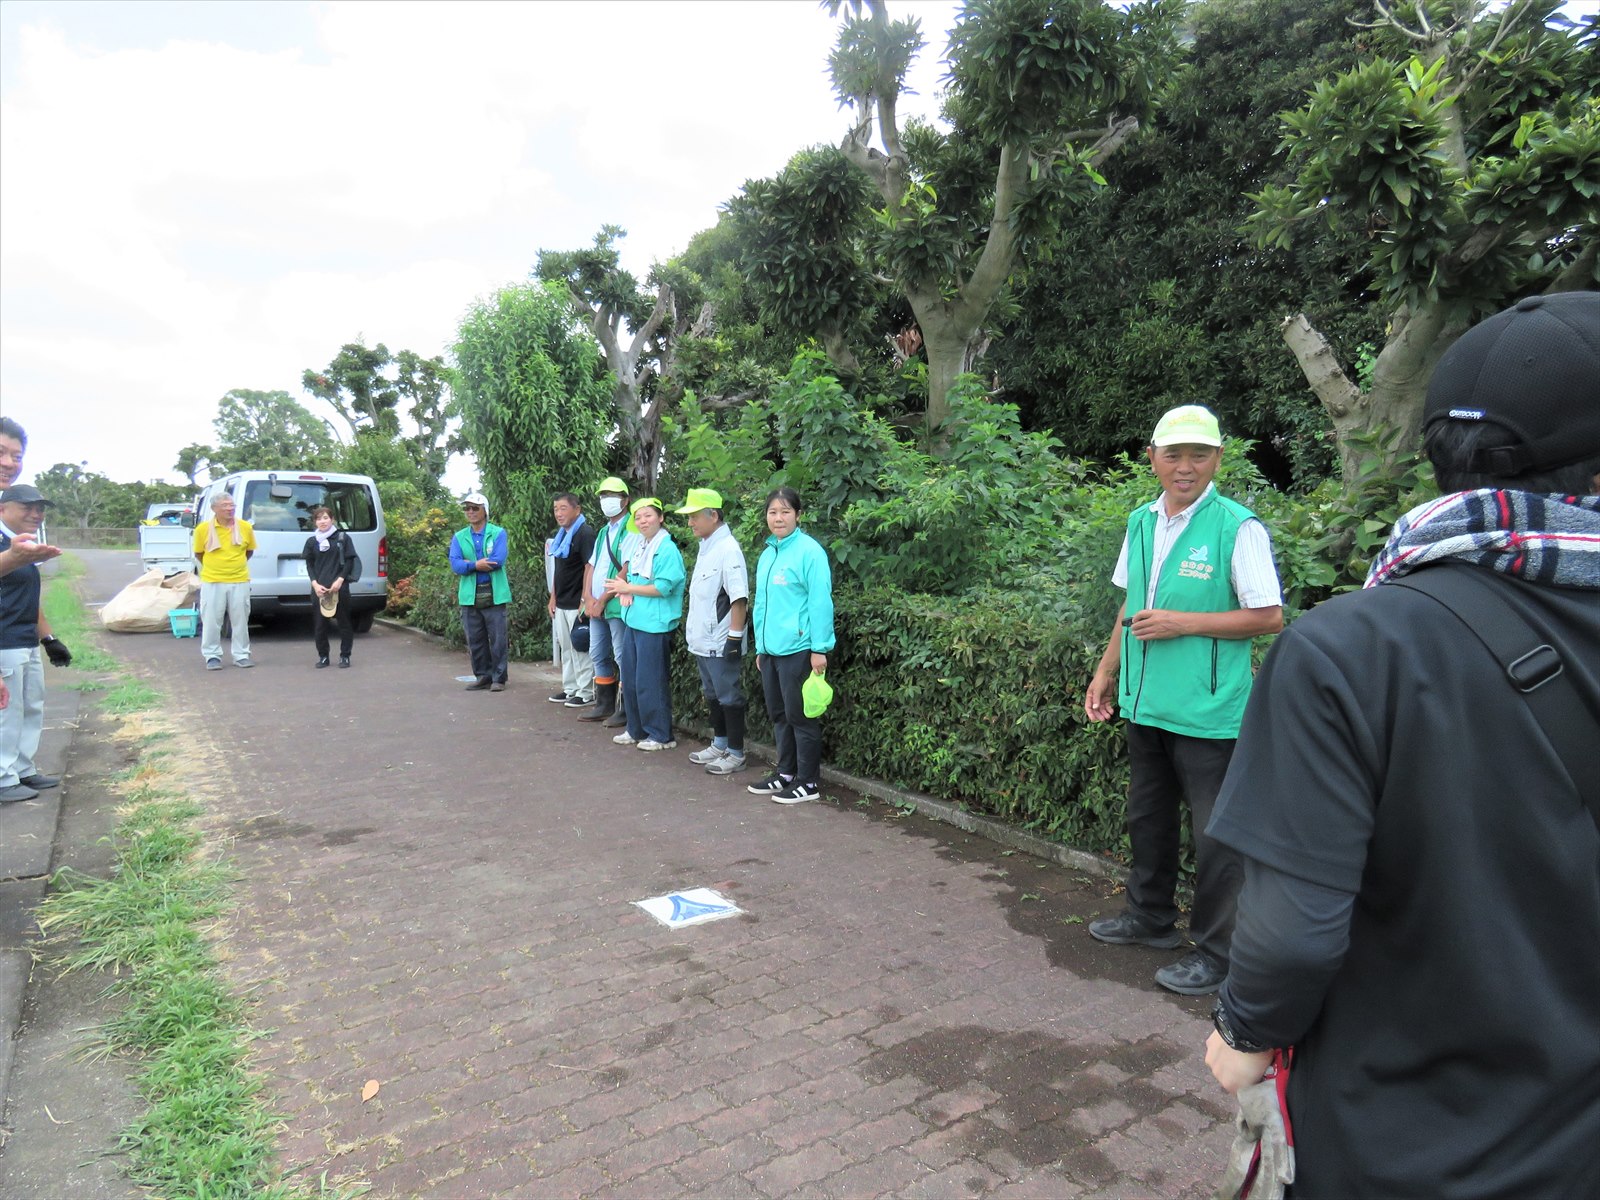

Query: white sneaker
left=688, top=745, right=727, bottom=765
left=705, top=754, right=747, bottom=775
left=612, top=731, right=638, bottom=745
left=637, top=739, right=678, bottom=752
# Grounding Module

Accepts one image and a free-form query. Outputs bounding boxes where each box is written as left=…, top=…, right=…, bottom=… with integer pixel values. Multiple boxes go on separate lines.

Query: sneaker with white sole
left=746, top=772, right=790, bottom=795
left=564, top=694, right=593, bottom=708
left=612, top=731, right=638, bottom=745
left=773, top=780, right=821, bottom=804
left=705, top=754, right=747, bottom=775
left=688, top=745, right=727, bottom=765
left=637, top=739, right=678, bottom=752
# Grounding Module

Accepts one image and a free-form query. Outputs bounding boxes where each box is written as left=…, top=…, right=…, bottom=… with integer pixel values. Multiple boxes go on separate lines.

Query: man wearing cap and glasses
left=449, top=493, right=510, bottom=692
left=678, top=488, right=751, bottom=775
left=1203, top=292, right=1600, bottom=1197
left=1084, top=404, right=1284, bottom=996
left=578, top=477, right=632, bottom=727
left=1, top=484, right=73, bottom=802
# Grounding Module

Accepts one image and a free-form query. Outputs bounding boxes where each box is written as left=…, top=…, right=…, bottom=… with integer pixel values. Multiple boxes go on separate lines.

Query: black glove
left=42, top=636, right=72, bottom=667
left=724, top=633, right=744, bottom=661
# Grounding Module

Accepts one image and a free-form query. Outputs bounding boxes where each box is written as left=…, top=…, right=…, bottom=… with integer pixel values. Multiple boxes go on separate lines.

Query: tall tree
left=536, top=227, right=712, bottom=488
left=452, top=282, right=613, bottom=555
left=813, top=0, right=1183, bottom=429
left=301, top=341, right=457, bottom=482
left=1251, top=0, right=1598, bottom=486
left=174, top=442, right=223, bottom=486
left=988, top=0, right=1382, bottom=487
left=211, top=389, right=339, bottom=472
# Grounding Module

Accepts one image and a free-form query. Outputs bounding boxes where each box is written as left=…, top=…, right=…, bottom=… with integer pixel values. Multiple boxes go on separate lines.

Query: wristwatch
left=1211, top=997, right=1273, bottom=1054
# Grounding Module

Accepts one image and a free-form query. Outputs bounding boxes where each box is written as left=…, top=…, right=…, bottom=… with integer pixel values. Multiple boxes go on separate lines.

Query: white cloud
left=0, top=0, right=959, bottom=489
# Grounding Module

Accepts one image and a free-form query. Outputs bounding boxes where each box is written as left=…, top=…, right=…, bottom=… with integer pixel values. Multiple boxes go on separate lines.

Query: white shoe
left=688, top=745, right=727, bottom=765
left=705, top=754, right=747, bottom=775
left=612, top=731, right=637, bottom=745
left=637, top=739, right=678, bottom=752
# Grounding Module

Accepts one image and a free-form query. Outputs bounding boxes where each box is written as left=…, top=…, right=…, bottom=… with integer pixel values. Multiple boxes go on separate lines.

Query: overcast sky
left=1, top=0, right=961, bottom=493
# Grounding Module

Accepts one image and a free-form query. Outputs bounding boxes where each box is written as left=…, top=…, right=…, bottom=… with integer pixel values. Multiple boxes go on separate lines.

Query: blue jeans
left=589, top=613, right=626, bottom=683
left=619, top=626, right=672, bottom=742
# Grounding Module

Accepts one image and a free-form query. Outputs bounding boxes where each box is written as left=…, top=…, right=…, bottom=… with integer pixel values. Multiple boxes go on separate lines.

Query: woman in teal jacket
left=748, top=487, right=835, bottom=804
left=603, top=497, right=685, bottom=751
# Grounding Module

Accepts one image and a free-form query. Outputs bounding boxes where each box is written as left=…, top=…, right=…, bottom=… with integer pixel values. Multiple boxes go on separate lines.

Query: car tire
left=353, top=609, right=376, bottom=634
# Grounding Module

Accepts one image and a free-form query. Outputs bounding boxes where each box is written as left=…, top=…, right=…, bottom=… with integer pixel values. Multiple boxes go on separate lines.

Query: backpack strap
left=1390, top=563, right=1599, bottom=831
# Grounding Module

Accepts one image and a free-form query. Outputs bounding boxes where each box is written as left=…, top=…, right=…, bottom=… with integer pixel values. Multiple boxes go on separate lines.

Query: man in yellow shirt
left=192, top=493, right=257, bottom=669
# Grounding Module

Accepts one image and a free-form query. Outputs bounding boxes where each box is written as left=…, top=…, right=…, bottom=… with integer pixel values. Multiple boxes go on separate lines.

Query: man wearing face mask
left=578, top=477, right=632, bottom=727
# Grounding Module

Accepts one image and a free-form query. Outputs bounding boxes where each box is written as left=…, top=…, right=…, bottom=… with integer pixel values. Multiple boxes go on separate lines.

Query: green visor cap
left=595, top=476, right=629, bottom=494
left=1151, top=405, right=1222, bottom=447
left=802, top=672, right=834, bottom=718
left=675, top=487, right=724, bottom=514
left=630, top=496, right=663, bottom=517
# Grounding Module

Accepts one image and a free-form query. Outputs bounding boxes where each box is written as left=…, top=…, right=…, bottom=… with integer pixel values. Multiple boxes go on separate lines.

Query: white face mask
left=600, top=496, right=625, bottom=518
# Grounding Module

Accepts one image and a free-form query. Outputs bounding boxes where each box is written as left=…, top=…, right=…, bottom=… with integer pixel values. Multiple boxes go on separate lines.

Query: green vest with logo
left=1119, top=491, right=1259, bottom=739
left=455, top=524, right=511, bottom=606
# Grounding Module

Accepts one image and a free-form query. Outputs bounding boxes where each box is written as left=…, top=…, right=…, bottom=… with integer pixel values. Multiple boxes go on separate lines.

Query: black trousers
left=460, top=603, right=509, bottom=684
left=1123, top=721, right=1242, bottom=962
left=312, top=588, right=354, bottom=659
left=760, top=651, right=822, bottom=784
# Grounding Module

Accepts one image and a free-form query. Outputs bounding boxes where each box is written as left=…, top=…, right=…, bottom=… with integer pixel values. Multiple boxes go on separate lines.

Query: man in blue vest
left=1084, top=405, right=1283, bottom=995
left=449, top=492, right=510, bottom=692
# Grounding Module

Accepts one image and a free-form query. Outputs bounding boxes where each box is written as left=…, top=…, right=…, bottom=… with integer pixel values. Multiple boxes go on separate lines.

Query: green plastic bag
left=802, top=671, right=834, bottom=718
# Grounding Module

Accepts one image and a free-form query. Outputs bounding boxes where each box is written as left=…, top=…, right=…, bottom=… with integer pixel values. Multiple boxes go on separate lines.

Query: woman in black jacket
left=303, top=506, right=354, bottom=668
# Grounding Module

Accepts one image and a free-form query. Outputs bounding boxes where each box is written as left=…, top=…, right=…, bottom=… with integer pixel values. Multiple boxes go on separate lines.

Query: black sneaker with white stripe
left=746, top=772, right=790, bottom=796
left=773, top=781, right=820, bottom=805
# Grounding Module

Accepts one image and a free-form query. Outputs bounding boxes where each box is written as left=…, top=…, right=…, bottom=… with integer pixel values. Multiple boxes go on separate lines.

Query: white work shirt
left=685, top=523, right=749, bottom=657
left=1111, top=485, right=1283, bottom=610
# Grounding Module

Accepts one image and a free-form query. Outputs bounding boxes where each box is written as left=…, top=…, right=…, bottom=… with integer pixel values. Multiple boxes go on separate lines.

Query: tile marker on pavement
left=633, top=888, right=742, bottom=928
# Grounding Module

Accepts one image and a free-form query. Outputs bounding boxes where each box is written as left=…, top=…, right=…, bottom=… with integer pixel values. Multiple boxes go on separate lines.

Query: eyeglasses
left=462, top=504, right=484, bottom=511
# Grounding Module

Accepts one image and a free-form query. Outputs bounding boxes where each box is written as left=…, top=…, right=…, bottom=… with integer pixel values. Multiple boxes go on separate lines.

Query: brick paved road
left=82, top=553, right=1233, bottom=1199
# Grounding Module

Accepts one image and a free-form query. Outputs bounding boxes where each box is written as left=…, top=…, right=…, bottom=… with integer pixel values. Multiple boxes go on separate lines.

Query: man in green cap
left=1083, top=404, right=1283, bottom=996
left=677, top=488, right=750, bottom=774
left=578, top=476, right=631, bottom=726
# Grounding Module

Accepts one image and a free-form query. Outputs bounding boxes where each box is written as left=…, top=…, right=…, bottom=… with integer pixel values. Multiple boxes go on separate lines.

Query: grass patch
left=35, top=575, right=363, bottom=1199
left=102, top=679, right=162, bottom=714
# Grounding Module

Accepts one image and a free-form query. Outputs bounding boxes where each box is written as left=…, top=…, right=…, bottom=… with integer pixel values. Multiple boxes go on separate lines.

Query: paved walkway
left=18, top=552, right=1235, bottom=1198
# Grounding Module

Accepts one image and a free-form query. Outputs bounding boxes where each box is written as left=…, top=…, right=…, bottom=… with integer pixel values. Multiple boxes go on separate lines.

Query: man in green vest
left=449, top=492, right=511, bottom=692
left=1083, top=405, right=1283, bottom=995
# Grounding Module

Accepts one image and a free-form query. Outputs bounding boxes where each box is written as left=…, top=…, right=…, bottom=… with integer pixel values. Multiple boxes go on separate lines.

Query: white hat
left=462, top=492, right=489, bottom=512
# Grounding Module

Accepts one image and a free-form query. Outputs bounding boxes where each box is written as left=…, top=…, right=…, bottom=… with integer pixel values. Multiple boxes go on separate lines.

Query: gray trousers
left=0, top=646, right=44, bottom=786
left=199, top=582, right=251, bottom=663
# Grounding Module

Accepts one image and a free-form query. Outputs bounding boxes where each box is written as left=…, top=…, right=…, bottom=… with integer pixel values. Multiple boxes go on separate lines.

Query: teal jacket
left=754, top=528, right=836, bottom=657
left=1119, top=490, right=1258, bottom=738
left=621, top=533, right=684, bottom=633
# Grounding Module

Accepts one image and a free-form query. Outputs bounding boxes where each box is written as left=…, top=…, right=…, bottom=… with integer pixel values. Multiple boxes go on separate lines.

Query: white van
left=193, top=470, right=388, bottom=631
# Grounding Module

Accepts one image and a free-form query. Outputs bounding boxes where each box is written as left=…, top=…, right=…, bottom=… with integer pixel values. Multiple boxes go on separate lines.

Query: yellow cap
left=595, top=476, right=629, bottom=495
left=630, top=496, right=663, bottom=517
left=674, top=487, right=724, bottom=514
left=1151, top=405, right=1222, bottom=448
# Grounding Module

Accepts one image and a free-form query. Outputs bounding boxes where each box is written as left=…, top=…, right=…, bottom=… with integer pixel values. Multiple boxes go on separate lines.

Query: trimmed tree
left=1250, top=0, right=1599, bottom=486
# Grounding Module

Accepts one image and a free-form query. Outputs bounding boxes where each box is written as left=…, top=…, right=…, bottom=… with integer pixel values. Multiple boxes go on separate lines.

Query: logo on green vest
left=1178, top=544, right=1215, bottom=581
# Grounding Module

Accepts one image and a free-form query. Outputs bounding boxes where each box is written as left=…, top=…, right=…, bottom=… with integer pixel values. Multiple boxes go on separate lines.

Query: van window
left=240, top=481, right=377, bottom=533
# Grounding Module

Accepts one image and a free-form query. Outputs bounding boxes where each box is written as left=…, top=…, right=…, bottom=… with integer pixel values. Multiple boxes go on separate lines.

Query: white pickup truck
left=138, top=502, right=196, bottom=576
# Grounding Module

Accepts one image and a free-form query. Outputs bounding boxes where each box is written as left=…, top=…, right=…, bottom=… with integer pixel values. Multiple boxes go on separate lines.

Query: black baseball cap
left=0, top=484, right=52, bottom=506
left=1423, top=291, right=1600, bottom=477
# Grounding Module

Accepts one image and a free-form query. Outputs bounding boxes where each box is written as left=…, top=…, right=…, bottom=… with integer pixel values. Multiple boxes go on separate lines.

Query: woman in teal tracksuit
left=603, top=497, right=685, bottom=751
left=748, top=487, right=835, bottom=805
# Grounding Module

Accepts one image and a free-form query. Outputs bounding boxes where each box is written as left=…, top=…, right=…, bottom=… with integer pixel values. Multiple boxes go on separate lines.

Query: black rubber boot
left=579, top=680, right=617, bottom=723
left=604, top=688, right=628, bottom=728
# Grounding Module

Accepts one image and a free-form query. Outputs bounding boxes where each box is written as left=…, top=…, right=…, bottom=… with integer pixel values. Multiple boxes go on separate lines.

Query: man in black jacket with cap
left=1204, top=291, right=1600, bottom=1198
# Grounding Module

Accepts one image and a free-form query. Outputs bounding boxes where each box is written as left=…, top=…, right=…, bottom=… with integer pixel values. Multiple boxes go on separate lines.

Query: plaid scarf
left=1365, top=490, right=1600, bottom=591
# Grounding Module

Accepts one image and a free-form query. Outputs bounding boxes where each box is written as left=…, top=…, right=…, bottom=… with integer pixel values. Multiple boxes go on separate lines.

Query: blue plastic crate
left=169, top=608, right=198, bottom=638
